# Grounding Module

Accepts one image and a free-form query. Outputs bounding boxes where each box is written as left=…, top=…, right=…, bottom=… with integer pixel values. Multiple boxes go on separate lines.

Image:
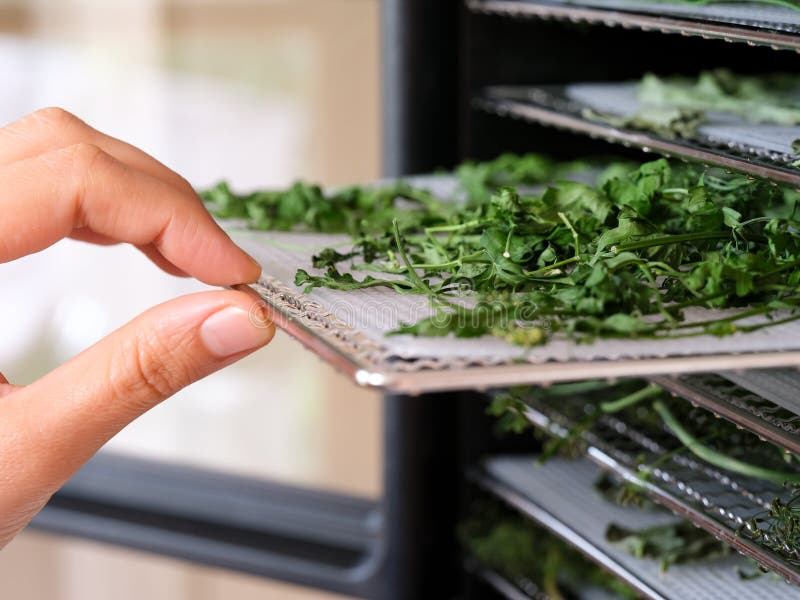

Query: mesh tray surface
left=481, top=456, right=800, bottom=599
left=720, top=368, right=800, bottom=415
left=547, top=0, right=800, bottom=29
left=226, top=174, right=800, bottom=391
left=565, top=81, right=800, bottom=162
left=519, top=389, right=800, bottom=582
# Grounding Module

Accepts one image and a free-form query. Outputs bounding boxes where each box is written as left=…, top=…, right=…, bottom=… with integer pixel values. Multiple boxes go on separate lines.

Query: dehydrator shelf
left=719, top=368, right=800, bottom=416
left=227, top=172, right=800, bottom=394
left=519, top=393, right=800, bottom=584
left=651, top=373, right=800, bottom=455
left=475, top=457, right=800, bottom=599
left=467, top=0, right=800, bottom=52
left=476, top=85, right=800, bottom=187
left=466, top=562, right=547, bottom=600
left=468, top=562, right=618, bottom=600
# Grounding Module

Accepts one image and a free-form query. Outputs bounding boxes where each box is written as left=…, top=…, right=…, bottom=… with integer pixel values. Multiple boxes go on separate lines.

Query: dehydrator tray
left=720, top=368, right=800, bottom=416
left=477, top=85, right=800, bottom=187
left=476, top=456, right=800, bottom=599
left=518, top=391, right=800, bottom=583
left=228, top=173, right=800, bottom=394
left=652, top=372, right=800, bottom=455
left=468, top=562, right=618, bottom=600
left=467, top=0, right=800, bottom=52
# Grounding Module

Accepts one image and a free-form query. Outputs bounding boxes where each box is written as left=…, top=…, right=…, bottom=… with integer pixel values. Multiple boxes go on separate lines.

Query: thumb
left=0, top=290, right=273, bottom=537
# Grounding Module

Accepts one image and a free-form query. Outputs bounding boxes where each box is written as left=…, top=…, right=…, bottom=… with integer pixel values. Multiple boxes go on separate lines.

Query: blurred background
left=0, top=1, right=382, bottom=598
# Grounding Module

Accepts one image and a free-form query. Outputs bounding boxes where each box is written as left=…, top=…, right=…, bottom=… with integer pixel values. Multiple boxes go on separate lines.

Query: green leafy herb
left=584, top=70, right=800, bottom=142
left=583, top=106, right=704, bottom=139
left=206, top=154, right=800, bottom=346
left=639, top=70, right=800, bottom=126
left=606, top=521, right=731, bottom=572
left=488, top=380, right=800, bottom=570
left=461, top=499, right=638, bottom=599
left=746, top=492, right=800, bottom=566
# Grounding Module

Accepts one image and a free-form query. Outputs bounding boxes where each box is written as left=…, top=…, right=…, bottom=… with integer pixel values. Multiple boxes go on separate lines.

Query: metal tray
left=519, top=392, right=800, bottom=583
left=476, top=85, right=800, bottom=187
left=468, top=0, right=800, bottom=52
left=720, top=368, right=800, bottom=415
left=652, top=372, right=800, bottom=455
left=226, top=176, right=800, bottom=394
left=477, top=456, right=800, bottom=599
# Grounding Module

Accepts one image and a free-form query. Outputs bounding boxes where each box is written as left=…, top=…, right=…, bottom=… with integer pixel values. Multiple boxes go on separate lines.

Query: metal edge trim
left=231, top=283, right=381, bottom=386
left=232, top=284, right=800, bottom=395
left=467, top=0, right=800, bottom=52
left=649, top=375, right=800, bottom=455
left=476, top=94, right=800, bottom=187
left=385, top=352, right=800, bottom=394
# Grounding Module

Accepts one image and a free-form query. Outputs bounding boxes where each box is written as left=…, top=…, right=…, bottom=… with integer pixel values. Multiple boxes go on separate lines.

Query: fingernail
left=200, top=306, right=272, bottom=358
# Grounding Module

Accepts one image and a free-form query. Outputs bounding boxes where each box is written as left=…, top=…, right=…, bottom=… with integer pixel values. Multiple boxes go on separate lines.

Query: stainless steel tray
left=519, top=392, right=800, bottom=583
left=477, top=85, right=800, bottom=187
left=468, top=0, right=800, bottom=52
left=477, top=456, right=800, bottom=599
left=720, top=368, right=800, bottom=415
left=652, top=372, right=800, bottom=455
left=226, top=170, right=800, bottom=394
left=227, top=171, right=800, bottom=394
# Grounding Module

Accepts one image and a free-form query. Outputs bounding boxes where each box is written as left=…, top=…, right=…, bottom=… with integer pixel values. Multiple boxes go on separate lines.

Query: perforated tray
left=468, top=0, right=800, bottom=52
left=519, top=391, right=800, bottom=583
left=477, top=85, right=800, bottom=187
left=478, top=456, right=800, bottom=599
left=652, top=372, right=800, bottom=454
left=720, top=368, right=800, bottom=415
left=228, top=173, right=800, bottom=394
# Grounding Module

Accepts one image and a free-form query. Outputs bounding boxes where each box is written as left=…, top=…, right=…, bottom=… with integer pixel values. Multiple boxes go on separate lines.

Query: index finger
left=0, top=143, right=261, bottom=286
left=0, top=107, right=195, bottom=196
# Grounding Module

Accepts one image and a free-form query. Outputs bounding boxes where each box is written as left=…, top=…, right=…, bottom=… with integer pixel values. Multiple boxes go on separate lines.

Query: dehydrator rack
left=467, top=0, right=800, bottom=52
left=516, top=384, right=800, bottom=584
left=476, top=85, right=800, bottom=187
left=231, top=211, right=800, bottom=395
left=475, top=457, right=800, bottom=599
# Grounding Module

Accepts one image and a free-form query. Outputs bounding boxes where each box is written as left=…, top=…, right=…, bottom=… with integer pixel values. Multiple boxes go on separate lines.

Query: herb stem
left=425, top=220, right=486, bottom=235
left=524, top=256, right=580, bottom=277
left=615, top=231, right=729, bottom=253
left=392, top=220, right=434, bottom=296
left=601, top=385, right=663, bottom=414
left=558, top=211, right=582, bottom=259
left=653, top=400, right=800, bottom=485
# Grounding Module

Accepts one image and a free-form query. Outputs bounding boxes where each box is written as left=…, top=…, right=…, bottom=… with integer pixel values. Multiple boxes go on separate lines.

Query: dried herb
left=638, top=70, right=800, bottom=126
left=461, top=499, right=638, bottom=599
left=606, top=521, right=731, bottom=572
left=584, top=70, right=800, bottom=142
left=206, top=155, right=800, bottom=346
left=746, top=491, right=800, bottom=567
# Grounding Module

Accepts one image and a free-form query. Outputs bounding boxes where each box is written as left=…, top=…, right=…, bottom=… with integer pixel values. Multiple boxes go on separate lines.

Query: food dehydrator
left=33, top=2, right=800, bottom=599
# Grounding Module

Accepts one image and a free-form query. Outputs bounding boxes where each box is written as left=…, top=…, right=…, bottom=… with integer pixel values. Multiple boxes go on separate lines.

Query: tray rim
left=476, top=86, right=800, bottom=188
left=467, top=0, right=800, bottom=53
left=233, top=280, right=800, bottom=394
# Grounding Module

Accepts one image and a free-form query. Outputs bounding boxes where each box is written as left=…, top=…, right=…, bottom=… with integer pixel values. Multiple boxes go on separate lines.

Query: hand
left=0, top=108, right=275, bottom=548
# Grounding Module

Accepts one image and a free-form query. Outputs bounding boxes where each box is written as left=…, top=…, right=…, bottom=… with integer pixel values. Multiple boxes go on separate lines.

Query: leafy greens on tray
left=204, top=154, right=800, bottom=347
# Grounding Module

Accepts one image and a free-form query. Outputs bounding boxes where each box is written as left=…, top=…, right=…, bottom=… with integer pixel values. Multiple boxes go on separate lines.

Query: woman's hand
left=0, top=108, right=275, bottom=548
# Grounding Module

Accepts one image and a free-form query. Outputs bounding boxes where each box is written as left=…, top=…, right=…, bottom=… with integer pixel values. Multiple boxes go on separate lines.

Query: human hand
left=0, top=108, right=274, bottom=548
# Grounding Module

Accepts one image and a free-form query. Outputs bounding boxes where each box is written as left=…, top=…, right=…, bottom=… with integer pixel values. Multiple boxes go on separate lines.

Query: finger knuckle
left=64, top=142, right=108, bottom=172
left=30, top=106, right=84, bottom=133
left=119, top=329, right=199, bottom=402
